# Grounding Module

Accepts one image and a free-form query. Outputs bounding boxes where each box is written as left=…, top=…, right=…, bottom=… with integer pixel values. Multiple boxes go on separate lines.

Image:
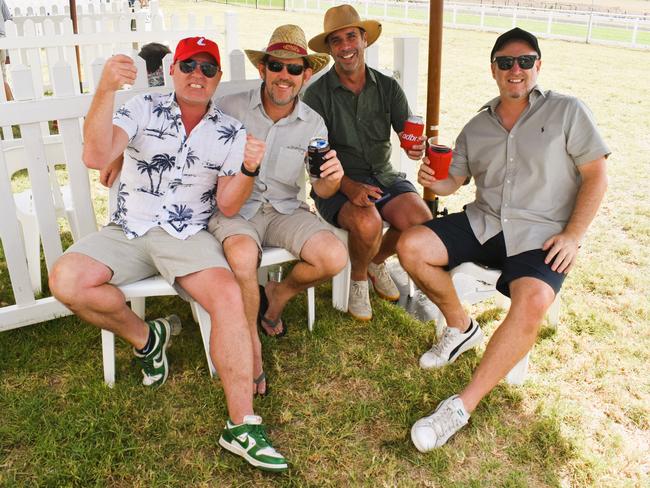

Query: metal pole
left=424, top=0, right=444, bottom=217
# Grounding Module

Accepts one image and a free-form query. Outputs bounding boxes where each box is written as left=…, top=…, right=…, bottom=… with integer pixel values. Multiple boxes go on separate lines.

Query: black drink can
left=307, top=137, right=329, bottom=177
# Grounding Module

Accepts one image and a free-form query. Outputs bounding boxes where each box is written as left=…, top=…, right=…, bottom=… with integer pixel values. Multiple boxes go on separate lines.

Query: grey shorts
left=65, top=223, right=231, bottom=286
left=209, top=203, right=333, bottom=260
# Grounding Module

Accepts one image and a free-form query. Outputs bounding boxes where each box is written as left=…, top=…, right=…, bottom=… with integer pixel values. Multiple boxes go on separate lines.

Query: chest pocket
left=272, top=146, right=306, bottom=187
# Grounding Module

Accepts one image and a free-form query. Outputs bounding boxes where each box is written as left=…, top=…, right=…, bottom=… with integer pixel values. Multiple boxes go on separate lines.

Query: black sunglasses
left=492, top=55, right=538, bottom=71
left=178, top=59, right=220, bottom=78
left=266, top=60, right=305, bottom=76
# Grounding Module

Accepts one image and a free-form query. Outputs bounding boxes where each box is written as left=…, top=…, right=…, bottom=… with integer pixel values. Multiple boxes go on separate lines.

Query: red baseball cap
left=173, top=36, right=221, bottom=66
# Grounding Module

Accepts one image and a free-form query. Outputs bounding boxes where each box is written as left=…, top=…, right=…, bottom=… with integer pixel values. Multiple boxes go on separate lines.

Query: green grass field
left=1, top=1, right=649, bottom=486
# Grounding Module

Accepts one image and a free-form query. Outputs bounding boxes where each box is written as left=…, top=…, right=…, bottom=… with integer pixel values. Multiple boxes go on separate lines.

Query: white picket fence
left=0, top=37, right=419, bottom=332
left=286, top=0, right=650, bottom=50
left=0, top=10, right=241, bottom=141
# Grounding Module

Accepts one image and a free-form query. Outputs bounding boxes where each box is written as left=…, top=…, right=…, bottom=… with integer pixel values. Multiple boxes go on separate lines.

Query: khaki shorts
left=65, top=223, right=231, bottom=286
left=209, top=203, right=333, bottom=260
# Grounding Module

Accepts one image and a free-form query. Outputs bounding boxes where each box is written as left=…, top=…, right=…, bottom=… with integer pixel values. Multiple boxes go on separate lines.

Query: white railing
left=0, top=37, right=419, bottom=332
left=285, top=0, right=650, bottom=50
left=0, top=11, right=240, bottom=139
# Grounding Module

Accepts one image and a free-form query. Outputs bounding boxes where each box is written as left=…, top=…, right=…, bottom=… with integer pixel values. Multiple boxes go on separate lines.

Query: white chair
left=431, top=262, right=560, bottom=385
left=101, top=247, right=312, bottom=386
left=2, top=137, right=80, bottom=293
left=101, top=179, right=315, bottom=386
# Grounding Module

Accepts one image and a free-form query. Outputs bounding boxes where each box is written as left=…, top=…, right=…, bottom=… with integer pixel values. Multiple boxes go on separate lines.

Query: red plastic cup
left=400, top=115, right=424, bottom=150
left=426, top=139, right=452, bottom=180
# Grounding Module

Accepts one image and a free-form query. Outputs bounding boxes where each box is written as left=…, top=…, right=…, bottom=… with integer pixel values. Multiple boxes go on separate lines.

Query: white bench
left=0, top=55, right=314, bottom=386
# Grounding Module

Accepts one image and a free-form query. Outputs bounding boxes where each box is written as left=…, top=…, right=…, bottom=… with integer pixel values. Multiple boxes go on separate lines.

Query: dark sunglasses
left=492, top=55, right=538, bottom=70
left=266, top=60, right=305, bottom=76
left=178, top=59, right=220, bottom=78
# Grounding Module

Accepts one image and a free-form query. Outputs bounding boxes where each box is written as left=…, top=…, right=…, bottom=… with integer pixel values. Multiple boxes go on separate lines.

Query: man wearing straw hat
left=304, top=4, right=432, bottom=321
left=211, top=25, right=347, bottom=394
left=50, top=36, right=288, bottom=472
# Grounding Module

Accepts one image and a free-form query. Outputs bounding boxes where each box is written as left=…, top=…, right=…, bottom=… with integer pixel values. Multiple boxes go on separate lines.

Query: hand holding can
left=400, top=115, right=424, bottom=150
left=426, top=139, right=453, bottom=180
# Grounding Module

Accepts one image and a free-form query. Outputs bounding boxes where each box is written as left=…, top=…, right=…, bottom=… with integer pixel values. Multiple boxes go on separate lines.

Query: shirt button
left=176, top=166, right=181, bottom=169
left=503, top=218, right=508, bottom=222
left=509, top=134, right=514, bottom=138
left=509, top=158, right=513, bottom=162
left=504, top=203, right=509, bottom=207
left=162, top=205, right=167, bottom=209
left=157, top=221, right=161, bottom=225
left=506, top=179, right=511, bottom=184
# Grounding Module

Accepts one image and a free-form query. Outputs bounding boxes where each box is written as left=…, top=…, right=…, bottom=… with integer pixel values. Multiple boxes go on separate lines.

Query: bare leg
left=337, top=203, right=383, bottom=281
left=177, top=267, right=254, bottom=424
left=397, top=226, right=469, bottom=329
left=222, top=235, right=265, bottom=393
left=49, top=252, right=149, bottom=347
left=373, top=193, right=432, bottom=264
left=264, top=231, right=347, bottom=323
left=459, top=277, right=555, bottom=412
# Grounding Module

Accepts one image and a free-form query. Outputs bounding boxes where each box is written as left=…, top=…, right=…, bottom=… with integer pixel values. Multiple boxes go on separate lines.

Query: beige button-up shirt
left=217, top=87, right=328, bottom=220
left=450, top=86, right=610, bottom=256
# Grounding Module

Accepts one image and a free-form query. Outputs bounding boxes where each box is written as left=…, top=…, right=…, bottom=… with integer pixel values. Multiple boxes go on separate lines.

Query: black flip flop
left=254, top=371, right=268, bottom=398
left=257, top=285, right=287, bottom=338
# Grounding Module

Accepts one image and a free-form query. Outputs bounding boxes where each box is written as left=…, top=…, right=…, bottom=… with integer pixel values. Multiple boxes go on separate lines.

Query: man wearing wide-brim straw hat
left=210, top=24, right=347, bottom=409
left=303, top=4, right=433, bottom=322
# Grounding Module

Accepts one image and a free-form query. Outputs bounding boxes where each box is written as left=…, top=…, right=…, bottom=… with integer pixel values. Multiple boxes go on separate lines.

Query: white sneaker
left=419, top=318, right=484, bottom=369
left=411, top=394, right=470, bottom=452
left=367, top=262, right=400, bottom=301
left=348, top=280, right=372, bottom=321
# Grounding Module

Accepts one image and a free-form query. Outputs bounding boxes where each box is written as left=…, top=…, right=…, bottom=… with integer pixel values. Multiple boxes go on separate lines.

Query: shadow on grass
left=0, top=283, right=583, bottom=486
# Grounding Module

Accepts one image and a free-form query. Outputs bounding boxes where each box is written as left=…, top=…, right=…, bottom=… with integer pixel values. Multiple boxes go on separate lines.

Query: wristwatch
left=240, top=163, right=259, bottom=177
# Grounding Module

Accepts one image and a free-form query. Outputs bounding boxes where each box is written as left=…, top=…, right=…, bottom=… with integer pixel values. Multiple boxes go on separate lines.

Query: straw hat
left=308, top=4, right=382, bottom=54
left=244, top=25, right=330, bottom=75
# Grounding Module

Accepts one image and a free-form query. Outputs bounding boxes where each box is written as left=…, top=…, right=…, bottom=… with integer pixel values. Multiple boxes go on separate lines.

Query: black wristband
left=240, top=163, right=259, bottom=177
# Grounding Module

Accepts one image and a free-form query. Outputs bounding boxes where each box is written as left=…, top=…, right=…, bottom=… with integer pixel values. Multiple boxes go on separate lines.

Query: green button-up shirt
left=451, top=86, right=610, bottom=256
left=303, top=65, right=411, bottom=186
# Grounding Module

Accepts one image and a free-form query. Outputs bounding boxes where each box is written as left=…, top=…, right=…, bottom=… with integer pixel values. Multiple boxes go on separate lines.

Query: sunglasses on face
left=266, top=60, right=305, bottom=76
left=178, top=59, right=220, bottom=78
left=492, top=55, right=538, bottom=71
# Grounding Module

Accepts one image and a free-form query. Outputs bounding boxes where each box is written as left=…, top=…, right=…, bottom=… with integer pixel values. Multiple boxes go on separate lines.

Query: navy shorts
left=423, top=212, right=565, bottom=297
left=312, top=175, right=417, bottom=227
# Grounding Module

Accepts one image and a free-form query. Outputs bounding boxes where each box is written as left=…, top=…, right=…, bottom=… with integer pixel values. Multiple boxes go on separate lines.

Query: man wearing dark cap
left=398, top=27, right=609, bottom=450
left=303, top=4, right=432, bottom=321
left=49, top=37, right=288, bottom=471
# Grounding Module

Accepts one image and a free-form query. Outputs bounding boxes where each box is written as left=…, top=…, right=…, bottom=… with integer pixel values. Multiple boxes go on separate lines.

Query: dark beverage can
left=307, top=137, right=329, bottom=177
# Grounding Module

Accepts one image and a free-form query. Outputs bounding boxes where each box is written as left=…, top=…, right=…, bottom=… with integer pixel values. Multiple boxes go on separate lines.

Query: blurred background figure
left=139, top=42, right=171, bottom=87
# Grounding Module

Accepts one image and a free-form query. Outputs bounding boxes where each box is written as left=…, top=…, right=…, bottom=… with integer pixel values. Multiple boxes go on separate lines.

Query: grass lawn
left=1, top=1, right=649, bottom=486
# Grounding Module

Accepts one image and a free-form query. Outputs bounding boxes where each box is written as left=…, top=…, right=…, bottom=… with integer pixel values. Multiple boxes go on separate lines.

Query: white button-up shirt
left=112, top=92, right=245, bottom=239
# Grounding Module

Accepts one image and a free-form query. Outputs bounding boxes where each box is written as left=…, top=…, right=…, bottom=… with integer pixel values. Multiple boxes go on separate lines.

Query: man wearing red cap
left=50, top=37, right=288, bottom=472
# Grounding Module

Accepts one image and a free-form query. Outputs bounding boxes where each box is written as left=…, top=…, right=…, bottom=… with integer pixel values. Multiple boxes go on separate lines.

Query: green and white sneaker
left=133, top=317, right=171, bottom=387
left=219, top=415, right=288, bottom=472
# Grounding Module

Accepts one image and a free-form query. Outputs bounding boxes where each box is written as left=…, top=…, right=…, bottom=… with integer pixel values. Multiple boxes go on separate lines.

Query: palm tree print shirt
left=112, top=92, right=245, bottom=239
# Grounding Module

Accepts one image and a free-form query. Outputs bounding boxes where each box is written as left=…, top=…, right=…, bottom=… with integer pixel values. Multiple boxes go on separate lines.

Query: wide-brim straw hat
left=308, top=4, right=382, bottom=54
left=244, top=24, right=330, bottom=75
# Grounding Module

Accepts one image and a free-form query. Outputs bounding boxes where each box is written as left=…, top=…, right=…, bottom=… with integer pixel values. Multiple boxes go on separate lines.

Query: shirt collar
left=480, top=84, right=546, bottom=113
left=326, top=64, right=376, bottom=91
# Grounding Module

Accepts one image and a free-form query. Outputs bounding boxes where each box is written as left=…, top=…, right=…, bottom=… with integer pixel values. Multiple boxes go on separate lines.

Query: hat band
left=266, top=42, right=307, bottom=56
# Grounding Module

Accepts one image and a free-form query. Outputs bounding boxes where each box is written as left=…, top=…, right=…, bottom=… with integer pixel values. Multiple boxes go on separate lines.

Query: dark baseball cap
left=490, top=27, right=541, bottom=61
